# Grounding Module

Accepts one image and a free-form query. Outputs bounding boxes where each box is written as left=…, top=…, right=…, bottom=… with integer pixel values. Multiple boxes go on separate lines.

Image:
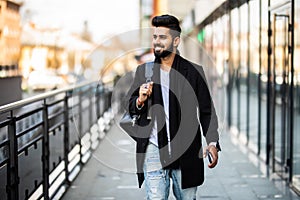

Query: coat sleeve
left=196, top=66, right=219, bottom=145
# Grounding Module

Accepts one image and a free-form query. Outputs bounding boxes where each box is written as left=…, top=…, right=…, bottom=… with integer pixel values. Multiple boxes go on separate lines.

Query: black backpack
left=118, top=62, right=154, bottom=140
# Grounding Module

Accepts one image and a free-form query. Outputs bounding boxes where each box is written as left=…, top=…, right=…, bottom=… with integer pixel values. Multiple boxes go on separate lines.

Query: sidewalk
left=62, top=122, right=299, bottom=200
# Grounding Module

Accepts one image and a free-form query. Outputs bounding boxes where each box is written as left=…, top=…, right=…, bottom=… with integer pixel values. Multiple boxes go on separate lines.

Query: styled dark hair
left=151, top=14, right=181, bottom=38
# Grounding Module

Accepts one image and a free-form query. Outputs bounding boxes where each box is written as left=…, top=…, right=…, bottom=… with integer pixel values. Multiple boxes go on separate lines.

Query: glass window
left=204, top=24, right=213, bottom=57
left=248, top=0, right=260, bottom=153
left=212, top=16, right=228, bottom=126
left=292, top=0, right=300, bottom=193
left=239, top=3, right=249, bottom=140
left=202, top=24, right=213, bottom=74
left=230, top=8, right=239, bottom=129
left=259, top=0, right=269, bottom=161
left=214, top=17, right=226, bottom=76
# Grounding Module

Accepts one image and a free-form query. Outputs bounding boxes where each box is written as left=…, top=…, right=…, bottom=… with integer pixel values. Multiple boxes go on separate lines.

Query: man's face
left=152, top=27, right=174, bottom=58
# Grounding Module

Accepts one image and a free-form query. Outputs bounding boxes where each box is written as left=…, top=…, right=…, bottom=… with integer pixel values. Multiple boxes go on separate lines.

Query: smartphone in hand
left=206, top=149, right=213, bottom=164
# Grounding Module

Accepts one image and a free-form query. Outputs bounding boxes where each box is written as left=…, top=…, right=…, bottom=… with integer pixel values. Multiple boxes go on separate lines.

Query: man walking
left=127, top=14, right=221, bottom=200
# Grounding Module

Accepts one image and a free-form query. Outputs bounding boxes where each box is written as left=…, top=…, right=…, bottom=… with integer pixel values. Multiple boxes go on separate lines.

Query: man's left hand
left=203, top=144, right=218, bottom=168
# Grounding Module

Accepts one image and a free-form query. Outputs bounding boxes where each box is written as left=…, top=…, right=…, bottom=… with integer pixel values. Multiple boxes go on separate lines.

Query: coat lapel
left=171, top=55, right=188, bottom=103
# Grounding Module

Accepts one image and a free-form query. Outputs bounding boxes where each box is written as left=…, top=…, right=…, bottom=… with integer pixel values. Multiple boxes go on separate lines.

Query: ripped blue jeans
left=143, top=143, right=197, bottom=200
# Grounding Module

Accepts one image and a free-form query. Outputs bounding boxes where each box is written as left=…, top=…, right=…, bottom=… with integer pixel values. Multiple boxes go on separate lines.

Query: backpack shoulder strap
left=145, top=62, right=154, bottom=83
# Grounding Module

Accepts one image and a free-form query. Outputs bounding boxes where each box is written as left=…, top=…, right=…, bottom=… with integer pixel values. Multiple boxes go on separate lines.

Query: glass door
left=270, top=5, right=292, bottom=179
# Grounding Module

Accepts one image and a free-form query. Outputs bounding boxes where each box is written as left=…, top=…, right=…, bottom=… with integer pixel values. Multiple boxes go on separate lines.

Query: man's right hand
left=138, top=82, right=153, bottom=104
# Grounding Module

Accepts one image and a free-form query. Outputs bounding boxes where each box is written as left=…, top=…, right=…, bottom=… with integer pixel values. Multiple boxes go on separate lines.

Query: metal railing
left=0, top=81, right=113, bottom=200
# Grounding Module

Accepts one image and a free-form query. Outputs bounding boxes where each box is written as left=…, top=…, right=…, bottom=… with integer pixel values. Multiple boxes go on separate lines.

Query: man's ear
left=173, top=36, right=180, bottom=47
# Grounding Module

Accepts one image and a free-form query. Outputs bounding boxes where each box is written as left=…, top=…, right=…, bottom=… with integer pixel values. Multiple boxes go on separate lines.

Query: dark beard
left=154, top=49, right=172, bottom=58
left=154, top=42, right=174, bottom=58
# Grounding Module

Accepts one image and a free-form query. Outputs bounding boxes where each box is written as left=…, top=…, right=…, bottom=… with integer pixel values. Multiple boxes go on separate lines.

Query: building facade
left=183, top=0, right=300, bottom=194
left=0, top=0, right=22, bottom=105
left=0, top=0, right=21, bottom=68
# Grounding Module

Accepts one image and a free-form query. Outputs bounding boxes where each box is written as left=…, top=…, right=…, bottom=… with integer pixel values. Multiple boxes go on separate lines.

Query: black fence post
left=107, top=90, right=112, bottom=110
left=7, top=116, right=19, bottom=200
left=78, top=90, right=83, bottom=164
left=105, top=89, right=109, bottom=112
left=64, top=92, right=70, bottom=186
left=42, top=101, right=50, bottom=200
left=89, top=86, right=93, bottom=128
left=96, top=84, right=101, bottom=119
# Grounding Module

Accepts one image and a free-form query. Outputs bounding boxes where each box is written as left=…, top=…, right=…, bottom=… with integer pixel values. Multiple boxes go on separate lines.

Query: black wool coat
left=127, top=54, right=219, bottom=189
